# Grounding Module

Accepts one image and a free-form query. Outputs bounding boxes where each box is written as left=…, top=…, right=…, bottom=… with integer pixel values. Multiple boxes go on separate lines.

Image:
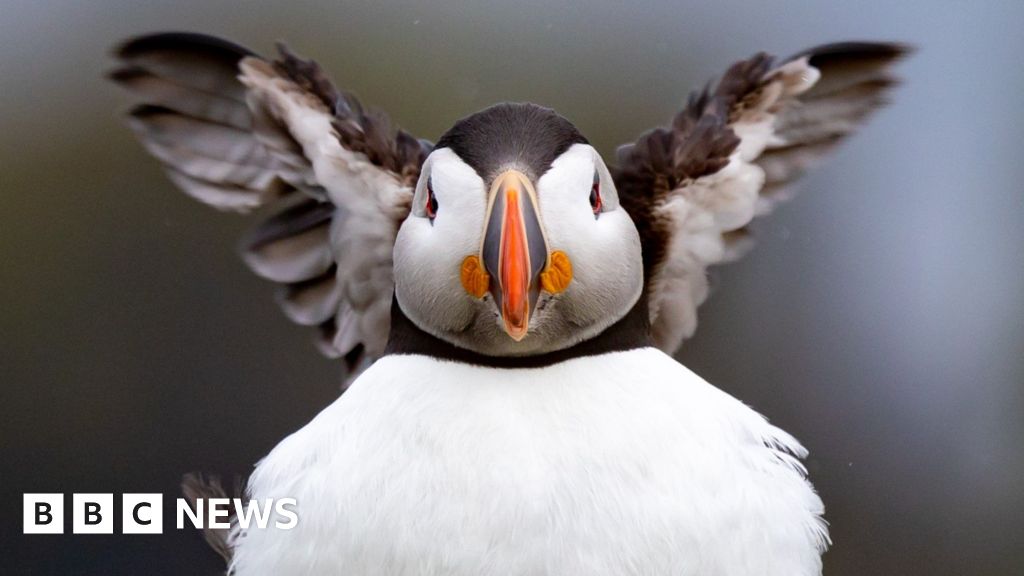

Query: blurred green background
left=2, top=0, right=1022, bottom=574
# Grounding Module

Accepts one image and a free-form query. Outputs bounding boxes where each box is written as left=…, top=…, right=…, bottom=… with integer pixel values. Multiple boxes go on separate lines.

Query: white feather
left=232, top=349, right=828, bottom=576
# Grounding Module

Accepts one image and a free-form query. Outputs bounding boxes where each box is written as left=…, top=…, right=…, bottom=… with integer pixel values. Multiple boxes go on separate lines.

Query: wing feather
left=109, top=66, right=251, bottom=129
left=115, top=32, right=253, bottom=99
left=241, top=198, right=335, bottom=284
left=111, top=32, right=429, bottom=380
left=277, top=269, right=341, bottom=327
left=615, top=42, right=908, bottom=352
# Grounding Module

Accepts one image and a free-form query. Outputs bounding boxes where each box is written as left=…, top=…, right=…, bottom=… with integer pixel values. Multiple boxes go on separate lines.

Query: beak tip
left=505, top=327, right=528, bottom=342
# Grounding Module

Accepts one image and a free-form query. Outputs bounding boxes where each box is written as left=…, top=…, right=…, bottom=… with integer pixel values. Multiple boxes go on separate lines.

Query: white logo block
left=122, top=493, right=163, bottom=534
left=23, top=494, right=63, bottom=534
left=72, top=493, right=114, bottom=534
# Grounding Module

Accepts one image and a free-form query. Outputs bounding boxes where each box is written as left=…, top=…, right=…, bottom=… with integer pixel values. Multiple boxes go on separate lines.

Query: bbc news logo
left=23, top=494, right=297, bottom=534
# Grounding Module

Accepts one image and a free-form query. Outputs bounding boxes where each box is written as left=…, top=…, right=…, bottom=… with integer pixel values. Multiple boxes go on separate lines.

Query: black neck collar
left=383, top=295, right=652, bottom=369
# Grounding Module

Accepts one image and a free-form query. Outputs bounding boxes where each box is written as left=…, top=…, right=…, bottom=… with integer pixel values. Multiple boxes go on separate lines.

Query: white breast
left=231, top=348, right=827, bottom=576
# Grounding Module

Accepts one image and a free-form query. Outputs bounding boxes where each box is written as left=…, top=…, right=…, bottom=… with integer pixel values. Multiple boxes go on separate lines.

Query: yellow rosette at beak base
left=539, top=250, right=573, bottom=295
left=460, top=255, right=490, bottom=299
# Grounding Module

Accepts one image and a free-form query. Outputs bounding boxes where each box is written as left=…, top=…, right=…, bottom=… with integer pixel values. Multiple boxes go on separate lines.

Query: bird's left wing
left=614, top=42, right=908, bottom=353
left=111, top=33, right=429, bottom=378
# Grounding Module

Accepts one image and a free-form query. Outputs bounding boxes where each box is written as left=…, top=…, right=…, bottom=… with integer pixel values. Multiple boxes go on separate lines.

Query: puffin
left=110, top=32, right=907, bottom=576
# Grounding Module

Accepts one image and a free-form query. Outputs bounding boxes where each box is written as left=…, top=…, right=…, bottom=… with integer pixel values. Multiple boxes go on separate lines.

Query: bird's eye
left=425, top=178, right=438, bottom=222
left=589, top=171, right=602, bottom=218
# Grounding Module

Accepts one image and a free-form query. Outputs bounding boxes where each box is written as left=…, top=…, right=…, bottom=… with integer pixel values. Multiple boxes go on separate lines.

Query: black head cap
left=435, top=103, right=588, bottom=182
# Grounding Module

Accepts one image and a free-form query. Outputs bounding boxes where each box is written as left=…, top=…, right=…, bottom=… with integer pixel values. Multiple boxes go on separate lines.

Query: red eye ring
left=425, top=180, right=438, bottom=222
left=589, top=175, right=602, bottom=218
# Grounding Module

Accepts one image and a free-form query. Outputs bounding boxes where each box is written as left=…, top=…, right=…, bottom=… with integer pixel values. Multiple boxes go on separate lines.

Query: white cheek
left=394, top=149, right=487, bottom=332
left=538, top=146, right=643, bottom=313
left=541, top=202, right=642, bottom=308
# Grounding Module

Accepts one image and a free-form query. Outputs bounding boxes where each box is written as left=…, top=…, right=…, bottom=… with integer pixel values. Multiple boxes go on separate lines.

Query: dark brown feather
left=793, top=42, right=910, bottom=98
left=274, top=43, right=431, bottom=186
left=757, top=42, right=909, bottom=196
left=181, top=473, right=245, bottom=567
left=108, top=65, right=252, bottom=129
left=614, top=41, right=907, bottom=351
left=614, top=51, right=768, bottom=280
left=115, top=32, right=253, bottom=101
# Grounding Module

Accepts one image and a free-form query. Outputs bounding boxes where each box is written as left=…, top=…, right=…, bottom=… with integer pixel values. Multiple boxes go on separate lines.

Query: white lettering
left=176, top=498, right=203, bottom=529
left=275, top=498, right=298, bottom=530
left=233, top=498, right=272, bottom=530
left=208, top=498, right=231, bottom=529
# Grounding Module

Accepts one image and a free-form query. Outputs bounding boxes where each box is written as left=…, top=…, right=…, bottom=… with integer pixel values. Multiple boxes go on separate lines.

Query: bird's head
left=393, top=103, right=644, bottom=357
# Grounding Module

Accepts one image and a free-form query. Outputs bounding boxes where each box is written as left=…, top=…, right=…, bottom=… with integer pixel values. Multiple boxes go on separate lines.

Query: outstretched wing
left=110, top=32, right=429, bottom=378
left=615, top=42, right=908, bottom=353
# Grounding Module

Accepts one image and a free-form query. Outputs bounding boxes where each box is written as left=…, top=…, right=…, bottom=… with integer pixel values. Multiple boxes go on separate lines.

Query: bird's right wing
left=110, top=32, right=430, bottom=379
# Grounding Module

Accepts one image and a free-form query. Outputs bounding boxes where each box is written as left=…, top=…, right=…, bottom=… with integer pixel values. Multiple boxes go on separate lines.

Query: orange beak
left=482, top=170, right=548, bottom=341
left=500, top=185, right=530, bottom=339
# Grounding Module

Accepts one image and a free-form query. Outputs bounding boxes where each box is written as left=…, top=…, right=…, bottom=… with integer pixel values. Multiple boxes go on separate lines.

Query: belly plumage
left=231, top=348, right=827, bottom=576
